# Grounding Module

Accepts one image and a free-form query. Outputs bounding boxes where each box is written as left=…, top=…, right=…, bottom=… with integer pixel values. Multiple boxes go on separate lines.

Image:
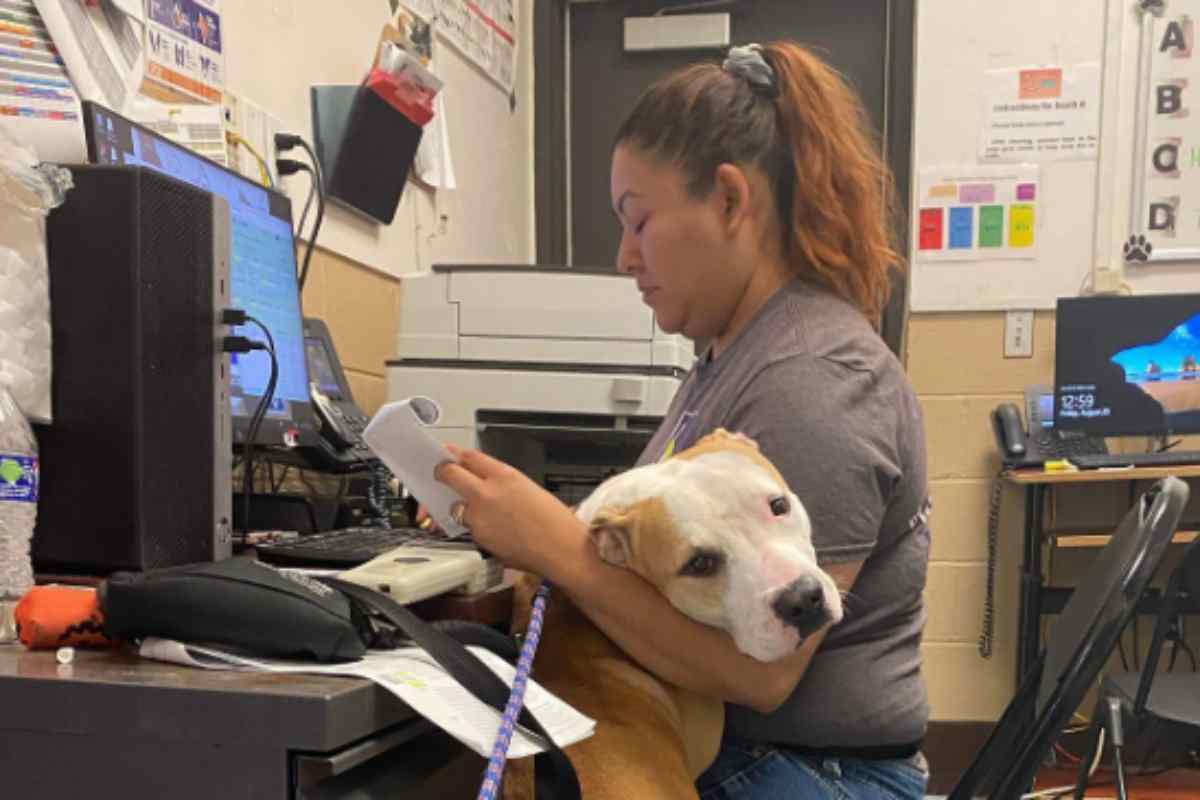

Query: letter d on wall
left=1148, top=200, right=1178, bottom=235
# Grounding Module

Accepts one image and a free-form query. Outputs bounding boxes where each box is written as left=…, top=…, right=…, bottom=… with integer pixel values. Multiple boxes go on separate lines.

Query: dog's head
left=575, top=429, right=842, bottom=662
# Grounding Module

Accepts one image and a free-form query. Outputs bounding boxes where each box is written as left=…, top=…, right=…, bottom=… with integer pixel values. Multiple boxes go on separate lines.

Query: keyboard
left=1070, top=450, right=1200, bottom=470
left=1034, top=431, right=1109, bottom=461
left=255, top=526, right=468, bottom=567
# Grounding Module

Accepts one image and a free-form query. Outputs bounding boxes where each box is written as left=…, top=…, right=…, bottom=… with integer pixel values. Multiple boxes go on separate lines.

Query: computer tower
left=33, top=165, right=232, bottom=572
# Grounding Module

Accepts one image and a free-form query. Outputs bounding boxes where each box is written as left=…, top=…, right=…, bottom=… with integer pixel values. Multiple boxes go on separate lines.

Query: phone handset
left=991, top=403, right=1028, bottom=459
left=311, top=383, right=356, bottom=450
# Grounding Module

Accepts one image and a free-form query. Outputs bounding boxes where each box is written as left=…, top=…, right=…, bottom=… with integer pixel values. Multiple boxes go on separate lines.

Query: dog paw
left=1123, top=234, right=1152, bottom=263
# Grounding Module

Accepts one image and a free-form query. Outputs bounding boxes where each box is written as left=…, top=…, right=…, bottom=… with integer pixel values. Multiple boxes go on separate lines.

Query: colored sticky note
left=918, top=208, right=944, bottom=250
left=948, top=207, right=973, bottom=249
left=979, top=205, right=1004, bottom=247
left=959, top=183, right=995, bottom=203
left=928, top=184, right=957, bottom=200
left=1009, top=204, right=1035, bottom=248
left=1016, top=183, right=1037, bottom=201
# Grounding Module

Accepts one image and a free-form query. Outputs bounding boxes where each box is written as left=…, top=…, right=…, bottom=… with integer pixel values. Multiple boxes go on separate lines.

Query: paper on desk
left=363, top=396, right=469, bottom=536
left=139, top=638, right=595, bottom=758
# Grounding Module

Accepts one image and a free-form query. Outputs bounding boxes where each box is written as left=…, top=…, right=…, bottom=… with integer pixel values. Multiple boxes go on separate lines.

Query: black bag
left=101, top=556, right=368, bottom=661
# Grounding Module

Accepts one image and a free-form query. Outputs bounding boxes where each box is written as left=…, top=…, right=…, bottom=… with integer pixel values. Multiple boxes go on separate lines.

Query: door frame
left=534, top=1, right=914, bottom=354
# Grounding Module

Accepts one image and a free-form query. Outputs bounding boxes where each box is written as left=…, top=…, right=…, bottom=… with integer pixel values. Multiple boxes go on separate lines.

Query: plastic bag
left=0, top=126, right=73, bottom=424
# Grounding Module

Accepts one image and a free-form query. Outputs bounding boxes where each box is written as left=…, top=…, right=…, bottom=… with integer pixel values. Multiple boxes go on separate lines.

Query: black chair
left=949, top=477, right=1189, bottom=800
left=1072, top=524, right=1200, bottom=799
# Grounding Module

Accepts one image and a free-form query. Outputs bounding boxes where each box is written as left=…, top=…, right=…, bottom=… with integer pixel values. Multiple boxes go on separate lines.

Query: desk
left=1006, top=465, right=1200, bottom=688
left=0, top=580, right=512, bottom=798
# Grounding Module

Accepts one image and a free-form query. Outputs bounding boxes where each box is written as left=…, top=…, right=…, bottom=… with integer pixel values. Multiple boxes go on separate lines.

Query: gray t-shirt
left=635, top=278, right=930, bottom=749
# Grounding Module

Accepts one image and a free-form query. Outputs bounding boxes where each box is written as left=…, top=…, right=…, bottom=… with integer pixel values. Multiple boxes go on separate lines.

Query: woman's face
left=610, top=145, right=753, bottom=342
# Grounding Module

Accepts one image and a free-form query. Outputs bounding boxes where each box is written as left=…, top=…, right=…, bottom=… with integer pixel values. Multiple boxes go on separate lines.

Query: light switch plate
left=1004, top=310, right=1034, bottom=358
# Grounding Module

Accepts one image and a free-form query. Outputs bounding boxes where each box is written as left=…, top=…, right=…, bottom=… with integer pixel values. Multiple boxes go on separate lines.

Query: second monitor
left=1055, top=293, right=1200, bottom=438
left=82, top=101, right=319, bottom=448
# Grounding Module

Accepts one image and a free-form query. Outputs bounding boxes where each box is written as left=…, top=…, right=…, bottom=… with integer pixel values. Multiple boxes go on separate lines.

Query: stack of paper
left=0, top=0, right=85, bottom=162
left=140, top=637, right=596, bottom=758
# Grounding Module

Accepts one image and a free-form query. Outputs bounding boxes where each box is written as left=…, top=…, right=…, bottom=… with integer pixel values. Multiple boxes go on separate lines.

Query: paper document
left=140, top=638, right=596, bottom=758
left=0, top=0, right=85, bottom=162
left=364, top=396, right=469, bottom=536
left=33, top=0, right=146, bottom=114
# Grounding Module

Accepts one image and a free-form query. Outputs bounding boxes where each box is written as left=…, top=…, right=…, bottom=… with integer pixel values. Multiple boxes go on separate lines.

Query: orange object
left=15, top=585, right=113, bottom=649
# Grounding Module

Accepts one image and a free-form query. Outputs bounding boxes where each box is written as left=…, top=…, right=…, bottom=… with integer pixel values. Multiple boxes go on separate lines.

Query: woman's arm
left=555, top=533, right=863, bottom=712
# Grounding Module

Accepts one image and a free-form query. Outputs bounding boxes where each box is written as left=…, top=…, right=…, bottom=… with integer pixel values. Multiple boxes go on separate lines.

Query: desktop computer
left=1055, top=293, right=1200, bottom=437
left=34, top=165, right=233, bottom=572
left=1055, top=293, right=1200, bottom=468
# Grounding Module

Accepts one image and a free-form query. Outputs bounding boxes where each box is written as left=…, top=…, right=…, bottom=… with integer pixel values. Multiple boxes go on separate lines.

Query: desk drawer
left=294, top=724, right=485, bottom=799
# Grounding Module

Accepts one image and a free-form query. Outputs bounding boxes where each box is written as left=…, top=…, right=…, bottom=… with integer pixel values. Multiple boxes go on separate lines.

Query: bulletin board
left=908, top=2, right=1106, bottom=311
left=1127, top=0, right=1200, bottom=265
left=219, top=2, right=533, bottom=277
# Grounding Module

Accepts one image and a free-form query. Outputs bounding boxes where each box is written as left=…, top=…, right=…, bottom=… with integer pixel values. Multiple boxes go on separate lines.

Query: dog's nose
left=771, top=576, right=830, bottom=637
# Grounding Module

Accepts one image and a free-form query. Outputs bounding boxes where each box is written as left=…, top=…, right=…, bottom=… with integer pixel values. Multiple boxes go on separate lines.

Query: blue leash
left=477, top=581, right=553, bottom=800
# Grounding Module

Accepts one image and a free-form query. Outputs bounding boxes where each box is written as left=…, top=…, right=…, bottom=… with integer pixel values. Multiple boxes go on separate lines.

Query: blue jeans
left=697, top=737, right=929, bottom=800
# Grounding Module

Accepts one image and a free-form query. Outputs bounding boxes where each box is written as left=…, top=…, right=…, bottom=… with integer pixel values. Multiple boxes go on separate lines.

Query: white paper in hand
left=363, top=396, right=468, bottom=536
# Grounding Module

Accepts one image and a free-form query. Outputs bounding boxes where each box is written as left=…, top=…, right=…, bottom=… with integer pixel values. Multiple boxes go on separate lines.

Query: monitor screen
left=305, top=336, right=343, bottom=400
left=1055, top=293, right=1200, bottom=436
left=82, top=101, right=318, bottom=446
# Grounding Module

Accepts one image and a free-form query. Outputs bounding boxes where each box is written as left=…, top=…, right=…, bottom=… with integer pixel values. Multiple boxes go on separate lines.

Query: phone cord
left=978, top=473, right=1002, bottom=659
left=366, top=463, right=392, bottom=526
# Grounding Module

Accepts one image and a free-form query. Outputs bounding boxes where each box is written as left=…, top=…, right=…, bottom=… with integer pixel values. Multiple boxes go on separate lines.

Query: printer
left=386, top=265, right=694, bottom=503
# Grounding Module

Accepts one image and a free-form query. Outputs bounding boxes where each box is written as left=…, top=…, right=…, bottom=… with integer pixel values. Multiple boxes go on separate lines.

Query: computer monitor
left=1055, top=293, right=1200, bottom=437
left=81, top=101, right=319, bottom=447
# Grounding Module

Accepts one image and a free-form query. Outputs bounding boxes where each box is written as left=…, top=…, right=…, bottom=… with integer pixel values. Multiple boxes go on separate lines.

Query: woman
left=435, top=41, right=931, bottom=799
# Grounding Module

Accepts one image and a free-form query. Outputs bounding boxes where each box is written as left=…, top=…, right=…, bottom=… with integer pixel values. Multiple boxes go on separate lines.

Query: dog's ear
left=588, top=508, right=635, bottom=567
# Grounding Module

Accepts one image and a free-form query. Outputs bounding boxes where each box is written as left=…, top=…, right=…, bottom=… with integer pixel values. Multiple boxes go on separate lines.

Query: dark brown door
left=567, top=0, right=892, bottom=271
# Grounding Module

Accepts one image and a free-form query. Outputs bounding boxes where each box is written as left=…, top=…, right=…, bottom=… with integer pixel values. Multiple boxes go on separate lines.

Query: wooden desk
left=1004, top=465, right=1200, bottom=688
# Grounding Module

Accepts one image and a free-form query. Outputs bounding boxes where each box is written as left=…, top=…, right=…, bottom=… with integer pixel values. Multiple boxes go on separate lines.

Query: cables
left=222, top=310, right=278, bottom=538
left=226, top=131, right=274, bottom=188
left=979, top=472, right=1002, bottom=658
left=275, top=133, right=325, bottom=293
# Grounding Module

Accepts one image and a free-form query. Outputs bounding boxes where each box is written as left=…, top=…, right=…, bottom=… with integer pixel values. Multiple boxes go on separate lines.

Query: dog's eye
left=769, top=496, right=790, bottom=516
left=680, top=550, right=723, bottom=578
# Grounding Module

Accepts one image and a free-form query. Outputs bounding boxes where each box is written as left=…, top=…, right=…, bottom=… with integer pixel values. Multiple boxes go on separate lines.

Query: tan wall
left=912, top=312, right=1200, bottom=722
left=908, top=311, right=1055, bottom=720
left=299, top=245, right=401, bottom=417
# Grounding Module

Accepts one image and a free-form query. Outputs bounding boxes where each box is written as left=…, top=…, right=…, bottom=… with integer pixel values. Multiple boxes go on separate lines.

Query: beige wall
left=300, top=245, right=401, bottom=417
left=909, top=312, right=1054, bottom=720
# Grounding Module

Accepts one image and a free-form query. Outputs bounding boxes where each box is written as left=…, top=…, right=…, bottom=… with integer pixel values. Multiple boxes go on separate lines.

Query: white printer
left=387, top=265, right=694, bottom=503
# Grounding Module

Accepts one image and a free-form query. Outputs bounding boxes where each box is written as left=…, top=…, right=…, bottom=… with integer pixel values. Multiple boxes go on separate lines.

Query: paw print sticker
left=1123, top=234, right=1153, bottom=263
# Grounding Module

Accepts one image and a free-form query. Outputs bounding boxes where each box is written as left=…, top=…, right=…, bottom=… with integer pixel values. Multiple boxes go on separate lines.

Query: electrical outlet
left=1004, top=310, right=1034, bottom=358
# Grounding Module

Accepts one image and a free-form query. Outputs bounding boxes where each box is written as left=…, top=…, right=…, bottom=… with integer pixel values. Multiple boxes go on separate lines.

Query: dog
left=503, top=428, right=842, bottom=800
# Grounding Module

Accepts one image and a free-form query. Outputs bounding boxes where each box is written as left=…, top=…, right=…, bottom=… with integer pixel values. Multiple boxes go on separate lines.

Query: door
left=536, top=0, right=913, bottom=352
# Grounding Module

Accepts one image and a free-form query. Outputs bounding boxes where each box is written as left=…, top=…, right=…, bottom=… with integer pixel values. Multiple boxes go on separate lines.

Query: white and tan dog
left=504, top=429, right=842, bottom=800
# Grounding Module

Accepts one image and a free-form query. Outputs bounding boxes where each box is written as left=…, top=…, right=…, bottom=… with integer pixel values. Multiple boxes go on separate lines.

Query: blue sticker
left=949, top=206, right=974, bottom=249
left=0, top=455, right=37, bottom=502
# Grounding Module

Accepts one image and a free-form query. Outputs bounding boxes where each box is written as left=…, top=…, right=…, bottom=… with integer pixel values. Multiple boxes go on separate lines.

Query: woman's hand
left=433, top=445, right=587, bottom=578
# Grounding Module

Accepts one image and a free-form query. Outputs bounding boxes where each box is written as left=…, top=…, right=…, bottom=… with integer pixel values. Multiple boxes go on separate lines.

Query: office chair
left=1072, top=526, right=1200, bottom=799
left=948, top=477, right=1189, bottom=800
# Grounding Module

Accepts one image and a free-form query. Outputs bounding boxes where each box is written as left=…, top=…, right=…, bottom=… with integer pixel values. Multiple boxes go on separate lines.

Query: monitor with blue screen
left=81, top=101, right=318, bottom=447
left=1055, top=293, right=1200, bottom=437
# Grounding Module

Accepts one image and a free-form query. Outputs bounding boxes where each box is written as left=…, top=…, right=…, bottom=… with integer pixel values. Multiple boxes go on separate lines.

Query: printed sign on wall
left=915, top=165, right=1040, bottom=262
